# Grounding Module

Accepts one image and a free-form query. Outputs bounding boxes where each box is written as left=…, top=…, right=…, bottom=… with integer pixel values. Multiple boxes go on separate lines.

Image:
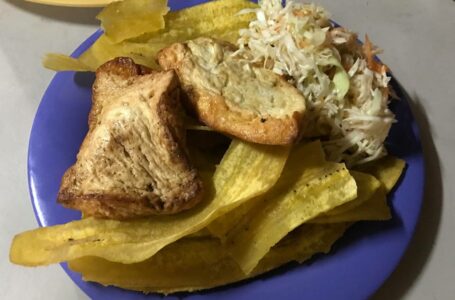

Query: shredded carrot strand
left=363, top=35, right=388, bottom=74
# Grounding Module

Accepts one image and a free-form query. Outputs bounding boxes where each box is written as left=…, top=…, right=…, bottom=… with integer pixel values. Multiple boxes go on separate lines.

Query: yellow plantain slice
left=207, top=197, right=259, bottom=241
left=43, top=0, right=257, bottom=71
left=221, top=141, right=357, bottom=274
left=208, top=141, right=326, bottom=240
left=42, top=54, right=92, bottom=72
left=310, top=186, right=391, bottom=223
left=77, top=34, right=158, bottom=69
left=353, top=155, right=406, bottom=192
left=43, top=36, right=158, bottom=71
left=97, top=0, right=168, bottom=43
left=10, top=141, right=289, bottom=266
left=185, top=228, right=213, bottom=238
left=68, top=223, right=350, bottom=294
left=322, top=171, right=381, bottom=216
left=311, top=156, right=406, bottom=224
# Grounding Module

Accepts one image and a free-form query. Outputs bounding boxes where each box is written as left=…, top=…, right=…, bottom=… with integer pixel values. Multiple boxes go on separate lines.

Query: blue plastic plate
left=27, top=1, right=425, bottom=299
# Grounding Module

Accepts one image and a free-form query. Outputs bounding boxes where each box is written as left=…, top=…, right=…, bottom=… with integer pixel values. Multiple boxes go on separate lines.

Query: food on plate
left=43, top=0, right=257, bottom=70
left=44, top=0, right=397, bottom=165
left=10, top=0, right=408, bottom=295
left=157, top=37, right=307, bottom=145
left=67, top=223, right=349, bottom=294
left=10, top=140, right=289, bottom=266
left=58, top=57, right=204, bottom=219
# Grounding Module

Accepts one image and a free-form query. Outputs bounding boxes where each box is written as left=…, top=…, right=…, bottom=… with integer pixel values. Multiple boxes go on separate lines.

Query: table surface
left=1, top=0, right=454, bottom=299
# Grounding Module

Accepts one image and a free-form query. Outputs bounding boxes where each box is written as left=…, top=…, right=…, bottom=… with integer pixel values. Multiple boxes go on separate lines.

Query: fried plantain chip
left=207, top=197, right=259, bottom=241
left=97, top=0, right=168, bottom=43
left=44, top=0, right=257, bottom=71
left=42, top=54, right=92, bottom=72
left=77, top=34, right=158, bottom=69
left=354, top=155, right=406, bottom=192
left=185, top=228, right=213, bottom=238
left=310, top=170, right=391, bottom=223
left=310, top=186, right=390, bottom=223
left=10, top=141, right=289, bottom=266
left=68, top=223, right=349, bottom=294
left=43, top=36, right=158, bottom=70
left=208, top=141, right=326, bottom=240
left=322, top=171, right=381, bottom=216
left=220, top=141, right=357, bottom=274
left=310, top=156, right=405, bottom=224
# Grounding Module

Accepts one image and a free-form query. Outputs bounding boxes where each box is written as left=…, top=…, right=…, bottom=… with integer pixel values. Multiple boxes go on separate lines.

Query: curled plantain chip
left=209, top=171, right=375, bottom=240
left=208, top=141, right=326, bottom=240
left=77, top=35, right=158, bottom=69
left=97, top=0, right=169, bottom=43
left=311, top=171, right=391, bottom=223
left=322, top=171, right=381, bottom=216
left=218, top=141, right=357, bottom=274
left=10, top=141, right=289, bottom=266
left=68, top=223, right=350, bottom=294
left=42, top=54, right=92, bottom=72
left=311, top=186, right=390, bottom=223
left=43, top=34, right=159, bottom=71
left=311, top=156, right=406, bottom=223
left=353, top=155, right=406, bottom=192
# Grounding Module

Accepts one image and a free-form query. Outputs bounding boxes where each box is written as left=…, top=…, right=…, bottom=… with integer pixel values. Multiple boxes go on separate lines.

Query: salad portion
left=236, top=0, right=395, bottom=165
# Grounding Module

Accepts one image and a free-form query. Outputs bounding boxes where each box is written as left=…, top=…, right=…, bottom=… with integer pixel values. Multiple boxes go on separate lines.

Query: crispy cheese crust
left=157, top=38, right=307, bottom=145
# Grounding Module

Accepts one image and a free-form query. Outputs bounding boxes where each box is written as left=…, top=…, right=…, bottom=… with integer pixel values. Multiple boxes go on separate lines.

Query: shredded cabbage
left=235, top=0, right=396, bottom=165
